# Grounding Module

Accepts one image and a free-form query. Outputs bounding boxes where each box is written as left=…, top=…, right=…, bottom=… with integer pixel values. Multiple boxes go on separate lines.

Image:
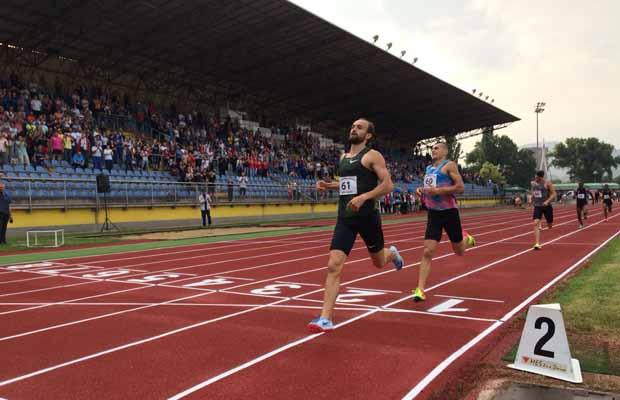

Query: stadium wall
left=9, top=203, right=338, bottom=230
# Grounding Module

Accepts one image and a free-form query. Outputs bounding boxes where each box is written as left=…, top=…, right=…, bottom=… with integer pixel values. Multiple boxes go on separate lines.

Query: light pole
left=534, top=102, right=546, bottom=168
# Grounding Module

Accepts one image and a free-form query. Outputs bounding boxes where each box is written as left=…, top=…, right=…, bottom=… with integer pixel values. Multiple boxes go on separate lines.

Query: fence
left=4, top=177, right=505, bottom=212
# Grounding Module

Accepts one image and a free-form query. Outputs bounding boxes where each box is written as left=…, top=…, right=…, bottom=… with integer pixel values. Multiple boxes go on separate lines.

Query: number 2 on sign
left=533, top=317, right=555, bottom=358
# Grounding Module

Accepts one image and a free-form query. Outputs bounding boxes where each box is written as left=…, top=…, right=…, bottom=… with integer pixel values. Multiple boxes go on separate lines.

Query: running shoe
left=579, top=224, right=584, bottom=229
left=463, top=230, right=476, bottom=247
left=412, top=287, right=426, bottom=302
left=389, top=245, right=404, bottom=270
left=307, top=317, right=334, bottom=333
left=533, top=243, right=542, bottom=250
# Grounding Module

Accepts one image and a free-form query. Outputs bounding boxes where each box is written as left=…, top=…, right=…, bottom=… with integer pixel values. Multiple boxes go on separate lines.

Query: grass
left=504, top=237, right=620, bottom=376
left=0, top=234, right=123, bottom=252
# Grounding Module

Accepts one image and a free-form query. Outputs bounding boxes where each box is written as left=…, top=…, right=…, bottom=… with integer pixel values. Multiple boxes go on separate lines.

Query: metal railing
left=3, top=176, right=504, bottom=211
left=3, top=177, right=332, bottom=210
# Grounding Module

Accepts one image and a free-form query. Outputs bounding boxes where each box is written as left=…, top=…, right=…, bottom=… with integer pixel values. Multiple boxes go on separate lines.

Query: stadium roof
left=0, top=0, right=519, bottom=140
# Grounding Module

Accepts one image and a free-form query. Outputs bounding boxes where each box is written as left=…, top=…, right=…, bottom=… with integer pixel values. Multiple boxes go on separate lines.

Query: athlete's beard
left=348, top=134, right=365, bottom=145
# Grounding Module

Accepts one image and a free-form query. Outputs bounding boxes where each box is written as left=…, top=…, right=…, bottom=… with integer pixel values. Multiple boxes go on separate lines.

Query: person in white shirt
left=198, top=190, right=212, bottom=227
left=238, top=172, right=249, bottom=199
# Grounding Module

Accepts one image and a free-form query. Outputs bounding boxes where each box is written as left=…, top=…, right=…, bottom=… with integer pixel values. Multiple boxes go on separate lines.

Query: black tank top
left=337, top=146, right=379, bottom=218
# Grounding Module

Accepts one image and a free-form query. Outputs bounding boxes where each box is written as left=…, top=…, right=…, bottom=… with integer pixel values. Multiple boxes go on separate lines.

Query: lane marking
left=0, top=208, right=595, bottom=390
left=166, top=214, right=618, bottom=399
left=400, top=225, right=620, bottom=400
left=433, top=294, right=504, bottom=303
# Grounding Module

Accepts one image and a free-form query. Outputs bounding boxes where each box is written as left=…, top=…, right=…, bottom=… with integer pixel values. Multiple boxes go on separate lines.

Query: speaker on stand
left=97, top=174, right=119, bottom=232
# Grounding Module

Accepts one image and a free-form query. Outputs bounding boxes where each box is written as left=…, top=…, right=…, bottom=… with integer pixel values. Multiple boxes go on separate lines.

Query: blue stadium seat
left=2, top=164, right=14, bottom=173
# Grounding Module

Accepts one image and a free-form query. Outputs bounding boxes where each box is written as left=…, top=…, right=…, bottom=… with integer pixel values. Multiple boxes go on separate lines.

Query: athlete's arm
left=316, top=179, right=339, bottom=191
left=317, top=155, right=343, bottom=191
left=424, top=161, right=464, bottom=196
left=347, top=150, right=393, bottom=211
left=544, top=182, right=557, bottom=205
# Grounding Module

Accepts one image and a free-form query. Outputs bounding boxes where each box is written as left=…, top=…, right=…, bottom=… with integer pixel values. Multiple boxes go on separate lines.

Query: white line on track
left=165, top=213, right=618, bottom=399
left=432, top=294, right=504, bottom=303
left=0, top=208, right=599, bottom=392
left=400, top=226, right=620, bottom=400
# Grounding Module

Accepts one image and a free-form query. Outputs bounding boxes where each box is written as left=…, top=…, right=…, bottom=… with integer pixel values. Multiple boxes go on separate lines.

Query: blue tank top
left=423, top=160, right=458, bottom=210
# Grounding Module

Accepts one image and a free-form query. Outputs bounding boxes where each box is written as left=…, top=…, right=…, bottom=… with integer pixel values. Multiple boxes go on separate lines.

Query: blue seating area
left=2, top=160, right=179, bottom=201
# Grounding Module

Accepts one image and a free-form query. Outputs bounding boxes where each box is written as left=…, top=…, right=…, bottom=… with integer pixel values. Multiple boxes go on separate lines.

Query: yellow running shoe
left=533, top=243, right=542, bottom=250
left=412, top=287, right=426, bottom=302
left=463, top=230, right=476, bottom=247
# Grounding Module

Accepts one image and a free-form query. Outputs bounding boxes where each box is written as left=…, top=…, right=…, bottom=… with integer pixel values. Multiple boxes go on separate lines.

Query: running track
left=0, top=206, right=618, bottom=399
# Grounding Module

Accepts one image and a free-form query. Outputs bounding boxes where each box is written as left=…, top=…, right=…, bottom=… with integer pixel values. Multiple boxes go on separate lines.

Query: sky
left=289, top=0, right=619, bottom=158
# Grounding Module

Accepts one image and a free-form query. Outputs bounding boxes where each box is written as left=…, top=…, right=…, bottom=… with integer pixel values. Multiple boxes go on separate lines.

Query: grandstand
left=0, top=0, right=517, bottom=232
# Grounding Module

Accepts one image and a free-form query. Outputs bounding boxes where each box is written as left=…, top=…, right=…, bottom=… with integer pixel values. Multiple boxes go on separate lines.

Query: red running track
left=0, top=206, right=618, bottom=399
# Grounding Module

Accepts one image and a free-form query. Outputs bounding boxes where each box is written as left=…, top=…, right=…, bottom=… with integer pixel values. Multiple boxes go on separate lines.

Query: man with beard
left=412, top=142, right=476, bottom=302
left=307, top=118, right=404, bottom=333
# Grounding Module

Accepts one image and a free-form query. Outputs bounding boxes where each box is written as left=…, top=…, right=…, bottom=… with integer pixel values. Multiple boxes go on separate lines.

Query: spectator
left=0, top=132, right=8, bottom=165
left=71, top=149, right=86, bottom=171
left=238, top=171, right=248, bottom=199
left=0, top=183, right=12, bottom=245
left=198, top=189, right=212, bottom=227
left=91, top=143, right=103, bottom=171
left=227, top=176, right=234, bottom=202
left=14, top=135, right=29, bottom=167
left=103, top=145, right=114, bottom=172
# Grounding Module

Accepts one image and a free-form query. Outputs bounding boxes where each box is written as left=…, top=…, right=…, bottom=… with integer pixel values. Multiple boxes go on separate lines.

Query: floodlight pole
left=534, top=102, right=546, bottom=168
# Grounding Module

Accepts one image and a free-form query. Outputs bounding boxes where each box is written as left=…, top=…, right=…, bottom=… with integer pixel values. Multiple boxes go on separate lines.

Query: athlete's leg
left=545, top=206, right=554, bottom=229
left=577, top=206, right=583, bottom=227
left=604, top=203, right=609, bottom=219
left=418, top=240, right=438, bottom=291
left=534, top=218, right=542, bottom=245
left=320, top=249, right=347, bottom=320
left=369, top=248, right=394, bottom=268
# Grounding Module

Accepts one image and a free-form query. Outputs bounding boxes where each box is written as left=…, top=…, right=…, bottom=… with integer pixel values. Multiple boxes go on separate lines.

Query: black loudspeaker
left=96, top=174, right=111, bottom=193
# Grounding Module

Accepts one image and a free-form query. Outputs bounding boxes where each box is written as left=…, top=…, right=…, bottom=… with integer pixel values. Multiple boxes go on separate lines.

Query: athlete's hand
left=415, top=187, right=424, bottom=197
left=347, top=194, right=367, bottom=212
left=316, top=180, right=328, bottom=192
left=423, top=187, right=440, bottom=196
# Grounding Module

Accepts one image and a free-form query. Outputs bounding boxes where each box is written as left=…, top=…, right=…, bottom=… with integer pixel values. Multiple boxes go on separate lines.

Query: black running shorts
left=533, top=205, right=554, bottom=223
left=425, top=208, right=463, bottom=243
left=330, top=212, right=384, bottom=255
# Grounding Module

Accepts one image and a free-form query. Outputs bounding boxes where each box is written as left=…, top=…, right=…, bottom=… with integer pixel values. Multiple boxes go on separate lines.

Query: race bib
left=339, top=176, right=358, bottom=195
left=577, top=193, right=585, bottom=199
left=424, top=174, right=437, bottom=188
left=604, top=195, right=610, bottom=200
left=533, top=190, right=543, bottom=198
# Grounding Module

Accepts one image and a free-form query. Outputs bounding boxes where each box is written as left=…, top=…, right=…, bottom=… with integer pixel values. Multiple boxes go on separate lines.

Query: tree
left=443, top=135, right=462, bottom=162
left=550, top=138, right=618, bottom=182
left=479, top=162, right=506, bottom=185
left=465, top=128, right=535, bottom=187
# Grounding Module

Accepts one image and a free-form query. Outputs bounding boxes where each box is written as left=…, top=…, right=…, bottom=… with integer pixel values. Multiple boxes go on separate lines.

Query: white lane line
left=275, top=281, right=321, bottom=287
left=166, top=213, right=617, bottom=399
left=433, top=294, right=504, bottom=303
left=0, top=276, right=55, bottom=285
left=400, top=225, right=620, bottom=400
left=0, top=286, right=152, bottom=316
left=379, top=307, right=498, bottom=323
left=345, top=286, right=403, bottom=294
left=0, top=291, right=214, bottom=342
left=0, top=209, right=587, bottom=388
left=0, top=298, right=290, bottom=388
left=166, top=308, right=378, bottom=400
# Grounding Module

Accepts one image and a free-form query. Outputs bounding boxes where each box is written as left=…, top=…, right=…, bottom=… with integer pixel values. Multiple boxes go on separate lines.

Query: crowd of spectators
left=0, top=72, right=502, bottom=194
